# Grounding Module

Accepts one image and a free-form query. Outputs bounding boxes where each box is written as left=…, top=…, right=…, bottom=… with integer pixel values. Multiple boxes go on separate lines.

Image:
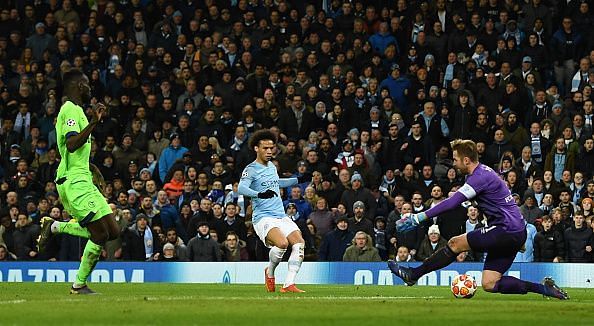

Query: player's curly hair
left=249, top=129, right=277, bottom=149
left=450, top=139, right=479, bottom=162
left=62, top=69, right=85, bottom=89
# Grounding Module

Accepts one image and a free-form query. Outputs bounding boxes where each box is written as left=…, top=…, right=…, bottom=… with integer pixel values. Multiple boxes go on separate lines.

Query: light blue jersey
left=238, top=160, right=297, bottom=224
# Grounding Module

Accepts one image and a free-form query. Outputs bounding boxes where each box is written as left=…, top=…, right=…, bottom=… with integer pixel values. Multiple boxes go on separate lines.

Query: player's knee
left=447, top=237, right=461, bottom=253
left=90, top=229, right=110, bottom=246
left=91, top=233, right=108, bottom=246
left=276, top=238, right=289, bottom=249
left=482, top=279, right=497, bottom=292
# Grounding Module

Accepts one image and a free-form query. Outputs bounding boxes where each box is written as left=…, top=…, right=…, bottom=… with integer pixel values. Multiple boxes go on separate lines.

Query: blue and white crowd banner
left=0, top=262, right=592, bottom=288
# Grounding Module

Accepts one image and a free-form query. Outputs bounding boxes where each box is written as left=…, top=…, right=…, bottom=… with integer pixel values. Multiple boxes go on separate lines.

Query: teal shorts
left=56, top=175, right=111, bottom=226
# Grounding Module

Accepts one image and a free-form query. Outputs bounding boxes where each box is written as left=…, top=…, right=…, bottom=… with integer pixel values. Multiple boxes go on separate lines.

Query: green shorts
left=56, top=175, right=111, bottom=227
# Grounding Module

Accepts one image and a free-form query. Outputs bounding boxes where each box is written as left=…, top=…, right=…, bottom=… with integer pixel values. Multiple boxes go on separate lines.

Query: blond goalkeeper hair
left=450, top=139, right=479, bottom=163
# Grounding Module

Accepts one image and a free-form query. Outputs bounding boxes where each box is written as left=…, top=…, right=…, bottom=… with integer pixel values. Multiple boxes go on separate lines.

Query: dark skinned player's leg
left=98, top=213, right=121, bottom=241
left=74, top=214, right=119, bottom=289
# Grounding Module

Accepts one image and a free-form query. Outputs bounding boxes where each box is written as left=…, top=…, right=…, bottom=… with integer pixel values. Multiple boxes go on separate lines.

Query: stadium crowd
left=0, top=0, right=593, bottom=264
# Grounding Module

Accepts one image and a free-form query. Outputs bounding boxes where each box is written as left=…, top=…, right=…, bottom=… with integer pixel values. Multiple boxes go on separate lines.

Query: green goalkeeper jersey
left=56, top=101, right=92, bottom=180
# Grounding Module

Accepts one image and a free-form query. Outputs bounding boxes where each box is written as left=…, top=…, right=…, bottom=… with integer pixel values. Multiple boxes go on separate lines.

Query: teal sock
left=74, top=240, right=102, bottom=287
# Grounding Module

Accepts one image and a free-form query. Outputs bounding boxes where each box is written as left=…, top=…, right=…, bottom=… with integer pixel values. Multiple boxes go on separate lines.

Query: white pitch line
left=0, top=299, right=27, bottom=304
left=0, top=296, right=445, bottom=305
left=100, top=295, right=446, bottom=301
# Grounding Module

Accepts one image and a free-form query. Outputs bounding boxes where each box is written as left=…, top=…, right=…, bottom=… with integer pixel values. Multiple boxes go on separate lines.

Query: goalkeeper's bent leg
left=411, top=245, right=457, bottom=280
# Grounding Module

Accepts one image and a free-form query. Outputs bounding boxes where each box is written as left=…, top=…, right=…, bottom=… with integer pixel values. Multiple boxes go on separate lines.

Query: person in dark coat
left=450, top=91, right=475, bottom=140
left=214, top=203, right=247, bottom=242
left=485, top=129, right=515, bottom=167
left=318, top=215, right=354, bottom=261
left=534, top=215, right=565, bottom=262
left=381, top=123, right=406, bottom=171
left=402, top=120, right=434, bottom=171
left=122, top=214, right=158, bottom=261
left=229, top=77, right=252, bottom=119
left=415, top=224, right=448, bottom=261
left=277, top=94, right=315, bottom=141
left=347, top=201, right=375, bottom=239
left=12, top=214, right=40, bottom=260
left=564, top=212, right=592, bottom=263
left=576, top=138, right=594, bottom=180
left=187, top=221, right=222, bottom=262
left=340, top=173, right=377, bottom=218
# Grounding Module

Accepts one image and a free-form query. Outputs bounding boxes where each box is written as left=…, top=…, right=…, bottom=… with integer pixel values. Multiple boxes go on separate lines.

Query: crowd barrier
left=0, top=262, right=592, bottom=288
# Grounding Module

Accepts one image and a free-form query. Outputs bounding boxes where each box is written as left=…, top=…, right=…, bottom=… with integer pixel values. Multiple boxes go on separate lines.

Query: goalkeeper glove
left=396, top=212, right=428, bottom=233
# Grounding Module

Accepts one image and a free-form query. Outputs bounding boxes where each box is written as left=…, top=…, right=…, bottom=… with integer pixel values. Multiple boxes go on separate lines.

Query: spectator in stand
left=158, top=133, right=189, bottom=184
left=318, top=215, right=354, bottom=261
left=347, top=201, right=374, bottom=238
left=221, top=231, right=249, bottom=262
left=520, top=194, right=544, bottom=225
left=582, top=198, right=593, bottom=220
left=12, top=213, right=40, bottom=260
left=307, top=197, right=335, bottom=238
left=564, top=211, right=593, bottom=263
left=545, top=137, right=576, bottom=183
left=165, top=228, right=189, bottom=262
left=534, top=215, right=565, bottom=262
left=340, top=173, right=376, bottom=218
left=415, top=224, right=447, bottom=262
left=187, top=221, right=222, bottom=262
left=159, top=243, right=179, bottom=262
left=214, top=202, right=247, bottom=243
left=395, top=246, right=415, bottom=262
left=122, top=214, right=158, bottom=261
left=343, top=230, right=381, bottom=262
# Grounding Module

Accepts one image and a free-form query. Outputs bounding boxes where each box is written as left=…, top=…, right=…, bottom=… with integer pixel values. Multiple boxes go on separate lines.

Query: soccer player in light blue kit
left=238, top=130, right=306, bottom=293
left=389, top=139, right=569, bottom=299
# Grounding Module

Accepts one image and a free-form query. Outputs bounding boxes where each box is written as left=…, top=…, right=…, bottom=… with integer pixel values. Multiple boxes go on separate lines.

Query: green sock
left=75, top=240, right=102, bottom=286
left=58, top=221, right=90, bottom=238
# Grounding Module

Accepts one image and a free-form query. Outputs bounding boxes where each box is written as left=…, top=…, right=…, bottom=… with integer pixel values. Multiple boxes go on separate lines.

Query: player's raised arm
left=238, top=170, right=278, bottom=199
left=278, top=177, right=298, bottom=188
left=66, top=103, right=104, bottom=153
left=423, top=188, right=470, bottom=220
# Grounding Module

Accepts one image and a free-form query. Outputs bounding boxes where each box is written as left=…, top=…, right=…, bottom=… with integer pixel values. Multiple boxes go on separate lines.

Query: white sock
left=284, top=243, right=304, bottom=287
left=51, top=221, right=61, bottom=234
left=268, top=246, right=286, bottom=277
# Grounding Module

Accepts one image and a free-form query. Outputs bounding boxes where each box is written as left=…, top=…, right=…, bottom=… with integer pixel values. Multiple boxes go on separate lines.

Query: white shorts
left=254, top=217, right=300, bottom=248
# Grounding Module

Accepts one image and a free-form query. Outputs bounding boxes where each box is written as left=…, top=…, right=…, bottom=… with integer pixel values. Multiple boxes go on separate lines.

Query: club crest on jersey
left=66, top=119, right=76, bottom=127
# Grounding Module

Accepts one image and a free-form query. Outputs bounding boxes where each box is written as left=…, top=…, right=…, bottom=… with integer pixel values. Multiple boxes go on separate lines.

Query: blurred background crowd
left=0, top=0, right=592, bottom=263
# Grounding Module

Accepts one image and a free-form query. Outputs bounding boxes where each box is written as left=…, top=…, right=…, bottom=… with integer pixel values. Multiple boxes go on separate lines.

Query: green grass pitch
left=0, top=283, right=592, bottom=325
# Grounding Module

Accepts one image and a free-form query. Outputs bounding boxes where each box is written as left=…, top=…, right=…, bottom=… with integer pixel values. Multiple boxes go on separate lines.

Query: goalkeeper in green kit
left=37, top=70, right=120, bottom=294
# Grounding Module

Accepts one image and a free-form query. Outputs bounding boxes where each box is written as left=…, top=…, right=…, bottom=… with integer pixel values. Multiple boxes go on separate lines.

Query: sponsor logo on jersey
left=261, top=180, right=279, bottom=188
